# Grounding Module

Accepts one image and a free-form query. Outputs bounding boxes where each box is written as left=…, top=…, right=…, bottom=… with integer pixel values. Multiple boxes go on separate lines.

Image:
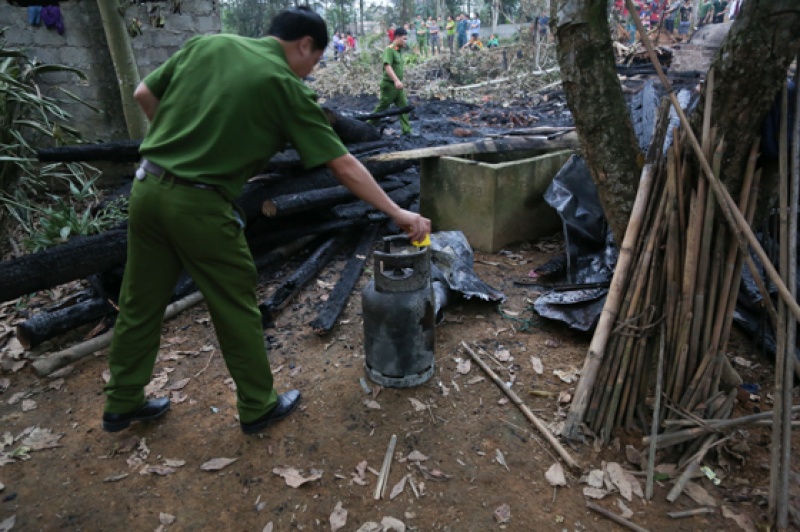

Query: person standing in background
left=416, top=15, right=428, bottom=56
left=445, top=15, right=455, bottom=53
left=468, top=12, right=481, bottom=39
left=428, top=16, right=441, bottom=55
left=456, top=13, right=468, bottom=52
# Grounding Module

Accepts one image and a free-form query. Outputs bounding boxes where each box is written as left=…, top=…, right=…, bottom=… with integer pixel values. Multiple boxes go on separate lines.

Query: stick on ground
left=461, top=341, right=580, bottom=470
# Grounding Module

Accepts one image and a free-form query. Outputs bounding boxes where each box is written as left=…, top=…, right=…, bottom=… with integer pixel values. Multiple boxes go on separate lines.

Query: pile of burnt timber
left=5, top=109, right=579, bottom=376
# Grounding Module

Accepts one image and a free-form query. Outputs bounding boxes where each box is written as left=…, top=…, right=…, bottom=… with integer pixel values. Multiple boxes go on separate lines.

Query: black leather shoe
left=102, top=397, right=170, bottom=432
left=240, top=390, right=301, bottom=435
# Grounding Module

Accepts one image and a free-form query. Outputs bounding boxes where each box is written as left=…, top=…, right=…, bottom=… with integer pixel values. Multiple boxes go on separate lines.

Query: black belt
left=137, top=159, right=219, bottom=192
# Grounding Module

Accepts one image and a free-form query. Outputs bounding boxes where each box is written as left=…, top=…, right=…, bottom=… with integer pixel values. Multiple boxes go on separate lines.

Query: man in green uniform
left=415, top=15, right=428, bottom=56
left=370, top=27, right=412, bottom=136
left=101, top=8, right=430, bottom=434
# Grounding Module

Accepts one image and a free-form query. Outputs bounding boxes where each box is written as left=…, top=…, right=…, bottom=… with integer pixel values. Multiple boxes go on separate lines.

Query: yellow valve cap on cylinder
left=412, top=234, right=431, bottom=248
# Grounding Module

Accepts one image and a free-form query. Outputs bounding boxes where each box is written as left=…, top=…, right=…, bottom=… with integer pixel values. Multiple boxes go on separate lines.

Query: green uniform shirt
left=139, top=35, right=347, bottom=201
left=446, top=20, right=455, bottom=35
left=698, top=1, right=712, bottom=19
left=380, top=45, right=405, bottom=84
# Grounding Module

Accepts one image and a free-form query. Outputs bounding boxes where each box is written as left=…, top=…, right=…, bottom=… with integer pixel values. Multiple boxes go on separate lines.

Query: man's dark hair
left=268, top=6, right=329, bottom=51
left=394, top=27, right=408, bottom=37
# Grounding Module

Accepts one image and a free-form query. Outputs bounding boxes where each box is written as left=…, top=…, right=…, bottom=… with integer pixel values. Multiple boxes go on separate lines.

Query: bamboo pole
left=563, top=164, right=655, bottom=441
left=781, top=63, right=800, bottom=532
left=586, top=502, right=650, bottom=532
left=646, top=326, right=666, bottom=501
left=462, top=342, right=580, bottom=470
left=624, top=0, right=800, bottom=325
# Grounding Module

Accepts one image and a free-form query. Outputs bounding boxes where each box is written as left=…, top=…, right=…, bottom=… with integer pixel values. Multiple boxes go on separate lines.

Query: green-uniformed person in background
left=415, top=15, right=428, bottom=56
left=370, top=27, right=412, bottom=136
left=101, top=7, right=430, bottom=435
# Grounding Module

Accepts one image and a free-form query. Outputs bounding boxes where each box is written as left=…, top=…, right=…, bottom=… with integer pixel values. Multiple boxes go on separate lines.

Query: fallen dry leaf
left=605, top=462, right=632, bottom=501
left=583, top=487, right=609, bottom=499
left=364, top=399, right=381, bottom=410
left=140, top=465, right=176, bottom=476
left=530, top=356, right=544, bottom=374
left=407, top=450, right=428, bottom=462
left=408, top=398, right=426, bottom=412
left=381, top=516, right=406, bottom=531
left=495, top=449, right=510, bottom=471
left=272, top=466, right=322, bottom=488
left=616, top=498, right=633, bottom=518
left=546, top=462, right=566, bottom=486
left=103, top=473, right=129, bottom=483
left=159, top=513, right=176, bottom=526
left=21, top=399, right=37, bottom=412
left=684, top=480, right=717, bottom=506
left=200, top=457, right=238, bottom=471
left=389, top=475, right=407, bottom=500
left=495, top=347, right=512, bottom=362
left=586, top=469, right=605, bottom=488
left=722, top=505, right=756, bottom=532
left=330, top=501, right=347, bottom=531
left=493, top=503, right=511, bottom=524
left=20, top=427, right=63, bottom=451
left=456, top=358, right=471, bottom=374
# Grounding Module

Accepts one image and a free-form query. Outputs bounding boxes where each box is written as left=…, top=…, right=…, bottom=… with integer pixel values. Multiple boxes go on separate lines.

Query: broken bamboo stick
left=374, top=433, right=397, bottom=500
left=645, top=326, right=666, bottom=501
left=643, top=405, right=800, bottom=448
left=461, top=341, right=580, bottom=470
left=586, top=502, right=649, bottom=532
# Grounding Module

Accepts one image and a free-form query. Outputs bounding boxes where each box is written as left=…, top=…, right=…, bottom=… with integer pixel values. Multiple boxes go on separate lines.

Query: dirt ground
left=1, top=82, right=799, bottom=531
left=1, top=234, right=798, bottom=531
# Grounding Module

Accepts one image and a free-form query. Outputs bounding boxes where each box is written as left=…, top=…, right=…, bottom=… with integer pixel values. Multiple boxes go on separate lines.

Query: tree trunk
left=95, top=0, right=148, bottom=139
left=689, top=1, right=800, bottom=200
left=553, top=0, right=642, bottom=246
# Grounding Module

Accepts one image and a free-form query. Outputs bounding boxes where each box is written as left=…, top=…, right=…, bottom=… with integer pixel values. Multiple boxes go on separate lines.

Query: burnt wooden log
left=0, top=228, right=128, bottom=304
left=332, top=182, right=420, bottom=220
left=259, top=232, right=351, bottom=322
left=238, top=159, right=415, bottom=223
left=16, top=298, right=116, bottom=349
left=310, top=223, right=381, bottom=335
left=37, top=140, right=142, bottom=162
left=323, top=108, right=381, bottom=143
left=261, top=180, right=405, bottom=218
left=247, top=217, right=376, bottom=252
left=351, top=105, right=414, bottom=122
left=264, top=140, right=391, bottom=172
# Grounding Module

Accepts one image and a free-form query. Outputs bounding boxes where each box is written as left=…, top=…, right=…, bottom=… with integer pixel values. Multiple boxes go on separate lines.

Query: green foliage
left=4, top=166, right=128, bottom=253
left=220, top=0, right=296, bottom=37
left=0, top=31, right=123, bottom=251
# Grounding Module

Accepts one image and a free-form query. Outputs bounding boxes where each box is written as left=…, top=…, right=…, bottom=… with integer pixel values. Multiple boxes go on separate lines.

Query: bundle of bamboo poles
left=582, top=109, right=760, bottom=442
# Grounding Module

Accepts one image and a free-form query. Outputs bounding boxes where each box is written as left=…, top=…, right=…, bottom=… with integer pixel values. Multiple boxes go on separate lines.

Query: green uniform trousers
left=372, top=82, right=412, bottom=135
left=103, top=172, right=277, bottom=423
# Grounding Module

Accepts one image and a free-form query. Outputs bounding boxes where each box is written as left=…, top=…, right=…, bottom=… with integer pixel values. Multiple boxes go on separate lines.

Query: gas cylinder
left=362, top=235, right=435, bottom=387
